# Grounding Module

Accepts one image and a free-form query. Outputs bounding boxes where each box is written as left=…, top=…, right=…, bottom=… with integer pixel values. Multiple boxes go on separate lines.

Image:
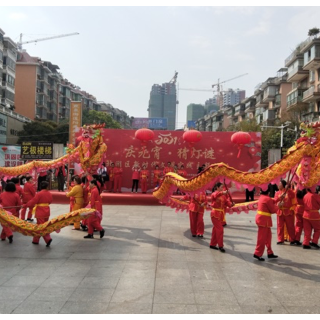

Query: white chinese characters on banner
left=0, top=145, right=23, bottom=167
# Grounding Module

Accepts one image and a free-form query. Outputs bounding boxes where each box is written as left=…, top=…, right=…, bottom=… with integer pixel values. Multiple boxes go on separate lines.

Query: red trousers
left=295, top=214, right=304, bottom=242
left=32, top=217, right=52, bottom=244
left=1, top=225, right=13, bottom=240
left=302, top=218, right=320, bottom=245
left=189, top=211, right=204, bottom=236
left=254, top=226, right=274, bottom=257
left=108, top=180, right=114, bottom=192
left=87, top=216, right=103, bottom=234
left=277, top=214, right=295, bottom=242
left=114, top=176, right=122, bottom=193
left=20, top=204, right=34, bottom=220
left=141, top=180, right=147, bottom=193
left=210, top=216, right=224, bottom=247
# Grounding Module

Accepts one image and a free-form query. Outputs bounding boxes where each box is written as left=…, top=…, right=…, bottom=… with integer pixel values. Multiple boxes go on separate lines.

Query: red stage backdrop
left=99, top=129, right=261, bottom=193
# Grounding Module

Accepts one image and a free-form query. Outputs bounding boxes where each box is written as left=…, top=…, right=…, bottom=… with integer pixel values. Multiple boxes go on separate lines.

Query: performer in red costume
left=163, top=162, right=174, bottom=176
left=253, top=187, right=278, bottom=261
left=20, top=176, right=36, bottom=221
left=0, top=182, right=22, bottom=243
left=152, top=165, right=161, bottom=188
left=274, top=180, right=296, bottom=245
left=131, top=164, right=140, bottom=193
left=183, top=192, right=207, bottom=237
left=24, top=181, right=53, bottom=247
left=11, top=177, right=23, bottom=219
left=294, top=188, right=306, bottom=246
left=83, top=180, right=105, bottom=239
left=140, top=165, right=149, bottom=194
left=178, top=165, right=187, bottom=178
left=209, top=182, right=234, bottom=253
left=108, top=163, right=115, bottom=192
left=113, top=163, right=123, bottom=193
left=302, top=189, right=320, bottom=249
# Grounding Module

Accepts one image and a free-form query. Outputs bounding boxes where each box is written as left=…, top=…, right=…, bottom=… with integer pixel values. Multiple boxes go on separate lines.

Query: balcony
left=245, top=105, right=255, bottom=114
left=302, top=86, right=320, bottom=102
left=287, top=97, right=308, bottom=111
left=287, top=65, right=309, bottom=82
left=274, top=94, right=281, bottom=109
left=303, top=46, right=320, bottom=71
left=234, top=106, right=245, bottom=117
left=255, top=96, right=268, bottom=108
left=301, top=111, right=320, bottom=123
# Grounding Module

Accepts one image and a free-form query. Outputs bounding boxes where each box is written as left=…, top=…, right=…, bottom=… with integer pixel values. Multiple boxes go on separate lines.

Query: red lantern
left=135, top=128, right=155, bottom=148
left=1, top=146, right=8, bottom=152
left=231, top=132, right=251, bottom=158
left=183, top=130, right=202, bottom=157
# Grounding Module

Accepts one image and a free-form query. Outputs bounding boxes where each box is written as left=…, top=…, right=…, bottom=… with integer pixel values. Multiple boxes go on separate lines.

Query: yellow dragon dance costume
left=0, top=124, right=107, bottom=236
left=153, top=121, right=320, bottom=214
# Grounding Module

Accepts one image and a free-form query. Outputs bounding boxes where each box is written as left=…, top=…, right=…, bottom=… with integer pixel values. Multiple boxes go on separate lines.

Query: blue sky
left=1, top=4, right=320, bottom=128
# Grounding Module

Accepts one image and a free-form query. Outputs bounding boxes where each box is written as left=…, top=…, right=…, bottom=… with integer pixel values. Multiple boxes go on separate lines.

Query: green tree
left=17, top=120, right=57, bottom=144
left=17, top=120, right=70, bottom=145
left=261, top=127, right=296, bottom=169
left=308, top=27, right=320, bottom=38
left=82, top=109, right=121, bottom=129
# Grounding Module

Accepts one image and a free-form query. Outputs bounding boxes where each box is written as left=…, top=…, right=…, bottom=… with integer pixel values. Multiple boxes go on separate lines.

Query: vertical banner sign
left=68, top=101, right=82, bottom=175
left=69, top=101, right=82, bottom=145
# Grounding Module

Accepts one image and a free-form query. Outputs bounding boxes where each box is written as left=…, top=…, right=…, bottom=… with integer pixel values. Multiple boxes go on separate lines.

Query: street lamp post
left=261, top=122, right=297, bottom=158
left=261, top=124, right=289, bottom=148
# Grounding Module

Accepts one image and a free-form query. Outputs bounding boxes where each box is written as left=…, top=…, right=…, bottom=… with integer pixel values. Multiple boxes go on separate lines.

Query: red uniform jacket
left=178, top=170, right=187, bottom=178
left=274, top=189, right=295, bottom=216
left=140, top=170, right=149, bottom=181
left=22, top=182, right=36, bottom=203
left=295, top=197, right=304, bottom=215
left=256, top=194, right=278, bottom=228
left=0, top=191, right=22, bottom=216
left=15, top=184, right=23, bottom=199
left=132, top=169, right=140, bottom=180
left=114, top=167, right=123, bottom=177
left=184, top=192, right=207, bottom=214
left=25, top=189, right=52, bottom=219
left=163, top=167, right=173, bottom=175
left=153, top=170, right=161, bottom=183
left=108, top=168, right=115, bottom=182
left=82, top=182, right=89, bottom=206
left=303, top=192, right=320, bottom=220
left=90, top=187, right=103, bottom=215
left=210, top=191, right=232, bottom=220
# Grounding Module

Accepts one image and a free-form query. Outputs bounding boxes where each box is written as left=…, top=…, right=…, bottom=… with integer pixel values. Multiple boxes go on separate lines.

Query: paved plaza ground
left=1, top=203, right=320, bottom=314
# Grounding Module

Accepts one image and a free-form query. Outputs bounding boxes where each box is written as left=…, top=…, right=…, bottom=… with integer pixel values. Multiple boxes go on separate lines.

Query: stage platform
left=50, top=190, right=252, bottom=206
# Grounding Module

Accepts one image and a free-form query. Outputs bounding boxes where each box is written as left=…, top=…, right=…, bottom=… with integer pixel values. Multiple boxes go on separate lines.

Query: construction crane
left=169, top=71, right=178, bottom=84
left=17, top=32, right=80, bottom=50
left=212, top=73, right=248, bottom=107
left=179, top=73, right=248, bottom=108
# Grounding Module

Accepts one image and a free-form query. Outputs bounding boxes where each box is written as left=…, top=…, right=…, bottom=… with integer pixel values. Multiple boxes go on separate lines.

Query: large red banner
left=100, top=129, right=261, bottom=193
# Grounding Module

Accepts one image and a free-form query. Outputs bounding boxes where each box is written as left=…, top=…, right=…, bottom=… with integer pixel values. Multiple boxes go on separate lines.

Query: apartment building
left=0, top=29, right=16, bottom=111
left=285, top=35, right=320, bottom=123
left=99, top=102, right=132, bottom=129
left=195, top=67, right=292, bottom=132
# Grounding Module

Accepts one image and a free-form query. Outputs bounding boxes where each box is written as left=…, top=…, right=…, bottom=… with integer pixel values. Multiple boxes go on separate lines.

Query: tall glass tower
left=148, top=83, right=176, bottom=130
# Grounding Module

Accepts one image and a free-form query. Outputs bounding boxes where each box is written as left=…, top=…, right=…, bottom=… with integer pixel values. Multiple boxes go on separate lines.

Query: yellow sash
left=212, top=207, right=224, bottom=212
left=257, top=210, right=271, bottom=217
left=32, top=203, right=49, bottom=216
